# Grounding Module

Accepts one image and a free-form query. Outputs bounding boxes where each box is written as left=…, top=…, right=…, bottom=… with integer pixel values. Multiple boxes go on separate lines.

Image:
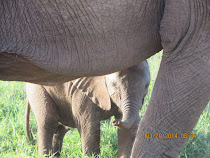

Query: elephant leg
left=131, top=1, right=210, bottom=157
left=77, top=117, right=101, bottom=156
left=33, top=95, right=58, bottom=156
left=52, top=125, right=68, bottom=157
left=72, top=91, right=102, bottom=156
left=131, top=55, right=209, bottom=157
left=118, top=116, right=140, bottom=158
left=37, top=124, right=56, bottom=156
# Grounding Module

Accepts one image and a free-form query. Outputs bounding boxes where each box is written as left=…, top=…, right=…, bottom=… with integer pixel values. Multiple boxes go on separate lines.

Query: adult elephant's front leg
left=131, top=1, right=210, bottom=157
left=131, top=53, right=209, bottom=157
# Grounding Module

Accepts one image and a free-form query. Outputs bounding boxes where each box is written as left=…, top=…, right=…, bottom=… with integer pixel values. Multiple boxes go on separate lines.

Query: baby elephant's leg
left=72, top=90, right=102, bottom=156
left=118, top=117, right=140, bottom=158
left=36, top=101, right=58, bottom=156
left=78, top=118, right=100, bottom=157
left=27, top=84, right=58, bottom=156
left=37, top=123, right=55, bottom=156
left=52, top=125, right=68, bottom=157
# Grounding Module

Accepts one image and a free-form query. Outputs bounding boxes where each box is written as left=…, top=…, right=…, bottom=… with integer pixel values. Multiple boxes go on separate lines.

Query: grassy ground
left=0, top=52, right=209, bottom=158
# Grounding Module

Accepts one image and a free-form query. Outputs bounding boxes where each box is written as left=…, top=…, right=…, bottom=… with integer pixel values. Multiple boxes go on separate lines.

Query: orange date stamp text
left=146, top=133, right=196, bottom=139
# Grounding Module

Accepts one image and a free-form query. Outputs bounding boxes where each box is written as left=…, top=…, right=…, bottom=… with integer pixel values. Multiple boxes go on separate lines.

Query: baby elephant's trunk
left=113, top=103, right=139, bottom=129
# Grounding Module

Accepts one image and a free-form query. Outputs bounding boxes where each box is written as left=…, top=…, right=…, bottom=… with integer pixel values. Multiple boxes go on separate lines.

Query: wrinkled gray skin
left=26, top=61, right=150, bottom=157
left=1, top=1, right=210, bottom=157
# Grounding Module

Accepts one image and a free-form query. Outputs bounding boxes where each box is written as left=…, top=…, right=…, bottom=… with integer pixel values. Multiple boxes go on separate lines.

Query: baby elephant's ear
left=72, top=76, right=111, bottom=110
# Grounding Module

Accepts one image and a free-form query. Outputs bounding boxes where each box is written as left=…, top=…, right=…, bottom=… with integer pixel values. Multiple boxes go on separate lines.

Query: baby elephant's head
left=105, top=61, right=150, bottom=129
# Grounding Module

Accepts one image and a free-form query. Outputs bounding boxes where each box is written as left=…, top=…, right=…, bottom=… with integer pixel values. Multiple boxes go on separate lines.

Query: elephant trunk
left=113, top=102, right=139, bottom=129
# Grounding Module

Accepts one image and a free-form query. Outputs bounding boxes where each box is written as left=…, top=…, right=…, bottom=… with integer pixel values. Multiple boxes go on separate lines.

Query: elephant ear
left=72, top=76, right=111, bottom=110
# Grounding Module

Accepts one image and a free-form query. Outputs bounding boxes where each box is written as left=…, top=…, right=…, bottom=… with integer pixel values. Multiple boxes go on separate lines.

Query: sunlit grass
left=0, top=52, right=209, bottom=157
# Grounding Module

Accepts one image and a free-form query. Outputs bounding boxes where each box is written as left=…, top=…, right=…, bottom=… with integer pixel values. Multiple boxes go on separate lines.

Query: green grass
left=0, top=52, right=209, bottom=157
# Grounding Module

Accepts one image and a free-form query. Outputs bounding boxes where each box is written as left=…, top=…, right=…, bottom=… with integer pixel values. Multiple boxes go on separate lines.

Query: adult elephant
left=0, top=0, right=209, bottom=157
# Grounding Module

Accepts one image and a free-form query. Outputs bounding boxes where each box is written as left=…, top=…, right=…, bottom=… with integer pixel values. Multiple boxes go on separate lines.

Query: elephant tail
left=26, top=101, right=33, bottom=142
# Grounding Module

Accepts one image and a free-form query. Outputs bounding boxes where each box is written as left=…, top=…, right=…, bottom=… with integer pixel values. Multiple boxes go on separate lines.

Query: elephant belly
left=0, top=52, right=77, bottom=84
left=0, top=0, right=163, bottom=82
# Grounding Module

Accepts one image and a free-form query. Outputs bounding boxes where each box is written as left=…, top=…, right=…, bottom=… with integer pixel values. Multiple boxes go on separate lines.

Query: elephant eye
left=145, top=84, right=149, bottom=89
left=112, top=82, right=118, bottom=89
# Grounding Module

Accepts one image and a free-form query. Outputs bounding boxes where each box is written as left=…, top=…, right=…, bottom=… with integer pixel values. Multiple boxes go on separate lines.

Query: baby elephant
left=26, top=61, right=150, bottom=158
